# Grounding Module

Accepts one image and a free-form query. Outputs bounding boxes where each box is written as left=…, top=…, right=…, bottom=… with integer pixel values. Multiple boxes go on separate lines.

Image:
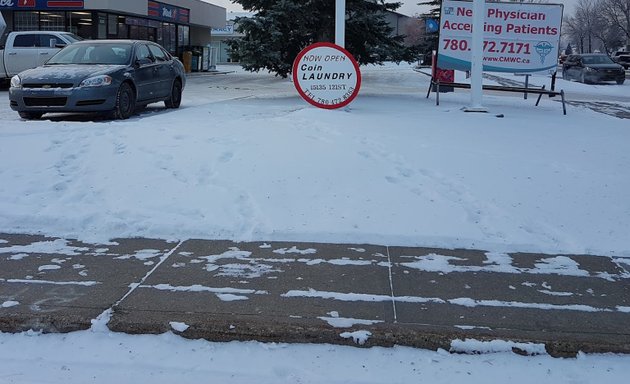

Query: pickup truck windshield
left=63, top=33, right=83, bottom=43
left=47, top=43, right=132, bottom=65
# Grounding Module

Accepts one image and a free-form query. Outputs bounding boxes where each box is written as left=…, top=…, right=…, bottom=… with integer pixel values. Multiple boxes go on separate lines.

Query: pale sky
left=205, top=1, right=577, bottom=18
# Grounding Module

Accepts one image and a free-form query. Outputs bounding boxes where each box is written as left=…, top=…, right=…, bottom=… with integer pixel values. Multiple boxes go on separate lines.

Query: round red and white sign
left=292, top=42, right=361, bottom=109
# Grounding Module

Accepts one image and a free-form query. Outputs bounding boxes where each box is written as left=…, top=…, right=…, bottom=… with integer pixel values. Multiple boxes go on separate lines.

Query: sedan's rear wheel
left=112, top=82, right=135, bottom=120
left=18, top=112, right=43, bottom=120
left=164, top=79, right=182, bottom=109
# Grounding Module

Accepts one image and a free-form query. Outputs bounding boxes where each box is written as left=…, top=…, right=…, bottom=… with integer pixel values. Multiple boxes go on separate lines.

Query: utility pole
left=335, top=0, right=345, bottom=48
left=465, top=0, right=487, bottom=112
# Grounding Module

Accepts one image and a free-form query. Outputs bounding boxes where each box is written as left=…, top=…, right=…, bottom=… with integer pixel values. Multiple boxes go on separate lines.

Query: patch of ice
left=319, top=316, right=383, bottom=328
left=1, top=301, right=19, bottom=308
left=90, top=308, right=113, bottom=333
left=169, top=321, right=190, bottom=332
left=448, top=297, right=607, bottom=312
left=273, top=246, right=317, bottom=255
left=144, top=283, right=267, bottom=295
left=214, top=262, right=282, bottom=278
left=202, top=248, right=252, bottom=263
left=38, top=265, right=61, bottom=271
left=533, top=256, right=589, bottom=277
left=454, top=325, right=492, bottom=330
left=0, top=278, right=99, bottom=286
left=537, top=290, right=574, bottom=297
left=115, top=249, right=162, bottom=261
left=216, top=293, right=249, bottom=301
left=450, top=338, right=547, bottom=355
left=259, top=243, right=272, bottom=249
left=0, top=239, right=87, bottom=255
left=8, top=253, right=29, bottom=260
left=348, top=248, right=366, bottom=252
left=400, top=254, right=464, bottom=273
left=340, top=330, right=371, bottom=345
left=617, top=306, right=630, bottom=313
left=328, top=258, right=372, bottom=266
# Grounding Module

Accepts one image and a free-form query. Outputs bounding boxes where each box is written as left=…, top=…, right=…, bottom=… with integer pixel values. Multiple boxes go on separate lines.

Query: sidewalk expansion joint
left=386, top=245, right=398, bottom=323
left=112, top=240, right=184, bottom=309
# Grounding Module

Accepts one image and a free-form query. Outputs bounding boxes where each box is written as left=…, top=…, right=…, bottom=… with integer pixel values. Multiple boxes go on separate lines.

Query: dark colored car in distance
left=9, top=39, right=186, bottom=120
left=562, top=53, right=626, bottom=85
left=612, top=51, right=630, bottom=70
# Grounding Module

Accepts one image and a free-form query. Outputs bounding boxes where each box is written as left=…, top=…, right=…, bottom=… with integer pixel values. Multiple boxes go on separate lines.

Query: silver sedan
left=9, top=40, right=186, bottom=120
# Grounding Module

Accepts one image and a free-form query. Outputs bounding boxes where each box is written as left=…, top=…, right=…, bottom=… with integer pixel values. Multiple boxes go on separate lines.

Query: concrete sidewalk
left=1, top=233, right=629, bottom=357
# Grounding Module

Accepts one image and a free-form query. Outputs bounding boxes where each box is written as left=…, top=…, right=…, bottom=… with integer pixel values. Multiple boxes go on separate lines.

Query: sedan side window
left=148, top=45, right=167, bottom=62
left=135, top=45, right=153, bottom=63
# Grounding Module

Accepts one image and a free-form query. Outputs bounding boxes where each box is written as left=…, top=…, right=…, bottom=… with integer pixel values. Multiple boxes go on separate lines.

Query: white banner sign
left=439, top=0, right=563, bottom=73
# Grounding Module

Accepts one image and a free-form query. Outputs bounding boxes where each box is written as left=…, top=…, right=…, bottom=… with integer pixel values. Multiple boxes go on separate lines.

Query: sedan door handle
left=40, top=52, right=49, bottom=55
left=8, top=52, right=17, bottom=55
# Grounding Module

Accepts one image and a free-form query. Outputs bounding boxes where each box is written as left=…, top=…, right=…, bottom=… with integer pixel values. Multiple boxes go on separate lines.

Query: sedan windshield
left=582, top=55, right=615, bottom=65
left=47, top=43, right=132, bottom=65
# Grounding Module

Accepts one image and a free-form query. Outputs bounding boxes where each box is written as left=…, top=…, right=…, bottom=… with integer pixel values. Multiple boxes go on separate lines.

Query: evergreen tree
left=228, top=0, right=419, bottom=78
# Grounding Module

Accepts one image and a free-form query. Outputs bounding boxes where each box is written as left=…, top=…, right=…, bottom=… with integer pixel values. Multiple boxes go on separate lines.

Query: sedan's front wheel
left=112, top=82, right=135, bottom=120
left=617, top=78, right=625, bottom=85
left=18, top=112, right=43, bottom=120
left=165, top=79, right=182, bottom=109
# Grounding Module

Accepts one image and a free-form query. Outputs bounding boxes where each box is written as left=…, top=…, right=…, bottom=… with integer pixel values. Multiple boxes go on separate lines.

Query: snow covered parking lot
left=1, top=63, right=630, bottom=383
left=1, top=63, right=629, bottom=257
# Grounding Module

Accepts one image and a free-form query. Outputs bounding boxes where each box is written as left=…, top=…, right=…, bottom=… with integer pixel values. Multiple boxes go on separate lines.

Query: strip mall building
left=0, top=0, right=226, bottom=56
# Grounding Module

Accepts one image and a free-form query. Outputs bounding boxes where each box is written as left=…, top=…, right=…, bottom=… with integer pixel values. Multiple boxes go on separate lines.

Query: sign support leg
left=464, top=0, right=487, bottom=112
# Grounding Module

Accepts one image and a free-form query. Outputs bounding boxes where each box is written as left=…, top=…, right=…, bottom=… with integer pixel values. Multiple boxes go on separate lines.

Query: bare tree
left=564, top=3, right=591, bottom=53
left=599, top=0, right=630, bottom=50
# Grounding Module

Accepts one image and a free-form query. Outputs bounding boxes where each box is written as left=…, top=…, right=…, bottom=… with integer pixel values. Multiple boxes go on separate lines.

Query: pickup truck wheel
left=164, top=79, right=182, bottom=109
left=112, top=82, right=135, bottom=119
left=18, top=112, right=43, bottom=120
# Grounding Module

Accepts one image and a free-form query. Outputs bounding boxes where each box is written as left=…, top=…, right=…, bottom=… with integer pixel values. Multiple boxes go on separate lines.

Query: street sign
left=292, top=42, right=361, bottom=110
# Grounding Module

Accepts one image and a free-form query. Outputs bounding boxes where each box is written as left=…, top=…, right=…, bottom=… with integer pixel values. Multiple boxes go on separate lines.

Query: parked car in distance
left=9, top=39, right=186, bottom=120
left=1, top=30, right=82, bottom=81
left=612, top=51, right=630, bottom=70
left=562, top=53, right=625, bottom=85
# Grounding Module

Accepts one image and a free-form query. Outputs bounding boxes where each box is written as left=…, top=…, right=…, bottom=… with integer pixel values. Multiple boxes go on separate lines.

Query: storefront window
left=117, top=16, right=128, bottom=39
left=40, top=11, right=65, bottom=31
left=98, top=13, right=107, bottom=39
left=13, top=11, right=39, bottom=31
left=108, top=14, right=118, bottom=37
left=67, top=11, right=93, bottom=39
left=10, top=9, right=192, bottom=55
left=178, top=25, right=189, bottom=48
left=160, top=22, right=176, bottom=54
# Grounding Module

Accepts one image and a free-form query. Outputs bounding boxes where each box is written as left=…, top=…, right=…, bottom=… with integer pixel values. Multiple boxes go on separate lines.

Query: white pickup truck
left=0, top=30, right=81, bottom=81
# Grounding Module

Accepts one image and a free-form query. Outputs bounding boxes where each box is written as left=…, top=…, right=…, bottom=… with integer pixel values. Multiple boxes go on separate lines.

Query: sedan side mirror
left=135, top=57, right=153, bottom=67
